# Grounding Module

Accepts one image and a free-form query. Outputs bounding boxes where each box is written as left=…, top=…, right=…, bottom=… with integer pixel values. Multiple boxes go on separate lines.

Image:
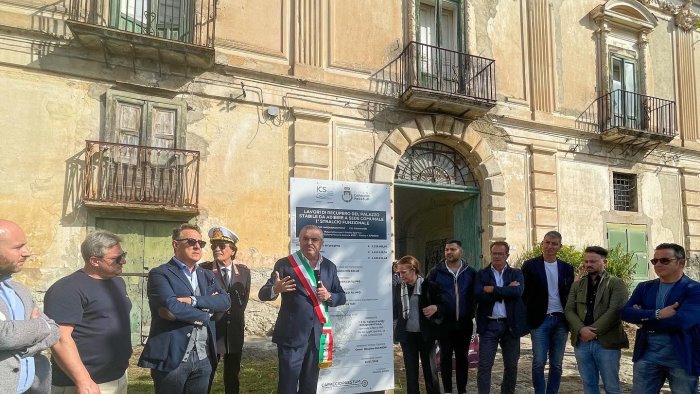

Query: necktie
left=221, top=267, right=230, bottom=287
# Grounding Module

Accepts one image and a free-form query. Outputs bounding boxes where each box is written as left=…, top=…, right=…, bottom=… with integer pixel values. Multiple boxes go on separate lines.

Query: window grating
left=395, top=141, right=478, bottom=188
left=613, top=173, right=637, bottom=211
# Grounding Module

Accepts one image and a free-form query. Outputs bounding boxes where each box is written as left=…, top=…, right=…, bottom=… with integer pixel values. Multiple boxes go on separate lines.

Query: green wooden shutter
left=627, top=225, right=649, bottom=286
left=454, top=195, right=481, bottom=269
left=607, top=223, right=648, bottom=290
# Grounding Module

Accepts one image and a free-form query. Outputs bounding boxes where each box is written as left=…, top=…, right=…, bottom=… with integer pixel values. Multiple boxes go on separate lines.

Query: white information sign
left=290, top=178, right=394, bottom=393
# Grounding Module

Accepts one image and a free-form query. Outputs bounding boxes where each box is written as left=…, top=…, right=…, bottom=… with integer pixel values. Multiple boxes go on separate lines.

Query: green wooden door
left=95, top=218, right=179, bottom=345
left=607, top=223, right=648, bottom=290
left=454, top=195, right=481, bottom=269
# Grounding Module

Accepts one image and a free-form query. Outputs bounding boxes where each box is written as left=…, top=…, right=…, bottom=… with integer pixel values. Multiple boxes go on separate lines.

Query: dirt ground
left=240, top=324, right=688, bottom=393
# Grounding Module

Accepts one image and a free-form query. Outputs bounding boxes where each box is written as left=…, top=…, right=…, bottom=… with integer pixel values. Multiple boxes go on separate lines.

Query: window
left=105, top=91, right=186, bottom=148
left=110, top=0, right=194, bottom=42
left=612, top=172, right=637, bottom=211
left=416, top=1, right=462, bottom=91
left=607, top=223, right=648, bottom=288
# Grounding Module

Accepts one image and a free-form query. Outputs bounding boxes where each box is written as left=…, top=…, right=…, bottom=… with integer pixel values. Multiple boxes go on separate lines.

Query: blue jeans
left=151, top=354, right=212, bottom=394
left=530, top=314, right=568, bottom=394
left=632, top=358, right=699, bottom=394
left=573, top=339, right=621, bottom=394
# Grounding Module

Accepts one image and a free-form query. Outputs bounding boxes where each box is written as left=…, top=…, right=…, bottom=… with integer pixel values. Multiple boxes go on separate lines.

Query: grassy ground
left=127, top=345, right=414, bottom=393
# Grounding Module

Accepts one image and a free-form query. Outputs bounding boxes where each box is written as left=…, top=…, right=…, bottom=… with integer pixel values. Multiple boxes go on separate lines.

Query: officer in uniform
left=201, top=226, right=250, bottom=394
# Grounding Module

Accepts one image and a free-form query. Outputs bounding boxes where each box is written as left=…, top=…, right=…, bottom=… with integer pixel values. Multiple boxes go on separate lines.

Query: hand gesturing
left=273, top=271, right=296, bottom=294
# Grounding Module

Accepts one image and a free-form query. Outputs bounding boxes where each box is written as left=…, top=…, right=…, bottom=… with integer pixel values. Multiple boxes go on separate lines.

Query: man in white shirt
left=522, top=231, right=575, bottom=394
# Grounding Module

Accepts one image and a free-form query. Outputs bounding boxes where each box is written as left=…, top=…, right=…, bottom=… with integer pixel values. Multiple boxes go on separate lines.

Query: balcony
left=83, top=140, right=200, bottom=213
left=66, top=0, right=216, bottom=69
left=371, top=41, right=496, bottom=117
left=576, top=90, right=676, bottom=145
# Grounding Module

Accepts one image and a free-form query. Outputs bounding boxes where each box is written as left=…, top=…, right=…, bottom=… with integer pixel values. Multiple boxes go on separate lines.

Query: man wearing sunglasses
left=139, top=223, right=231, bottom=393
left=200, top=226, right=250, bottom=394
left=45, top=230, right=132, bottom=394
left=622, top=243, right=700, bottom=393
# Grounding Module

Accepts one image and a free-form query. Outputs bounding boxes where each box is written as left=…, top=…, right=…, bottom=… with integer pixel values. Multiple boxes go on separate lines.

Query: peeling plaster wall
left=0, top=66, right=104, bottom=290
left=496, top=149, right=530, bottom=256
left=641, top=170, right=683, bottom=244
left=648, top=18, right=676, bottom=100
left=558, top=159, right=609, bottom=247
left=333, top=122, right=377, bottom=183
left=553, top=0, right=599, bottom=117
left=474, top=0, right=524, bottom=101
left=191, top=102, right=290, bottom=270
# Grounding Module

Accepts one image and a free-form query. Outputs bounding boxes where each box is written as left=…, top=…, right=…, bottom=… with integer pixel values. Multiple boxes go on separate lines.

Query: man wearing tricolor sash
left=259, top=225, right=346, bottom=394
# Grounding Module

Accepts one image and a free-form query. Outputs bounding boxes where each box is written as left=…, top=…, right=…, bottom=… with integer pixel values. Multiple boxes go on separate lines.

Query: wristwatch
left=654, top=309, right=661, bottom=320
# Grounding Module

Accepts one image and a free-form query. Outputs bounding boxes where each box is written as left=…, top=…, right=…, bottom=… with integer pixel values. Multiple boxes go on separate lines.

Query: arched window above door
left=395, top=141, right=478, bottom=188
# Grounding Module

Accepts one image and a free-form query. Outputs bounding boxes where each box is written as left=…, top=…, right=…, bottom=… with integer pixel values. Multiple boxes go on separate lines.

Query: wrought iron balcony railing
left=68, top=0, right=216, bottom=47
left=83, top=140, right=200, bottom=210
left=576, top=90, right=676, bottom=138
left=372, top=41, right=496, bottom=104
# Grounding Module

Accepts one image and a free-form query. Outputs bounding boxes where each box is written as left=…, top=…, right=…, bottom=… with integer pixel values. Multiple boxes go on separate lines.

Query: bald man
left=0, top=220, right=59, bottom=393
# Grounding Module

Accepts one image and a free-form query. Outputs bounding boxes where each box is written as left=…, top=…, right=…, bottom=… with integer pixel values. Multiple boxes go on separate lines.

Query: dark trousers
left=439, top=326, right=471, bottom=394
left=152, top=354, right=212, bottom=394
left=477, top=320, right=520, bottom=394
left=209, top=352, right=243, bottom=394
left=400, top=332, right=440, bottom=394
left=277, top=331, right=320, bottom=394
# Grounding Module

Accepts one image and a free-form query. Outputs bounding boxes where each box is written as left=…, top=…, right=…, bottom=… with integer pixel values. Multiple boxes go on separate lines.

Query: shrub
left=513, top=243, right=636, bottom=288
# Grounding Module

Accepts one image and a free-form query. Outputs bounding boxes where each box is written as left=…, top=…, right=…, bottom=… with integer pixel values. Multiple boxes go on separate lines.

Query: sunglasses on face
left=650, top=257, right=678, bottom=265
left=211, top=243, right=229, bottom=250
left=103, top=252, right=127, bottom=264
left=176, top=238, right=206, bottom=248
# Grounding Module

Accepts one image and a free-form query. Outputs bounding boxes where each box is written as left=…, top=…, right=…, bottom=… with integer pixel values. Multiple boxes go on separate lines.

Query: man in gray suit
left=0, top=219, right=59, bottom=393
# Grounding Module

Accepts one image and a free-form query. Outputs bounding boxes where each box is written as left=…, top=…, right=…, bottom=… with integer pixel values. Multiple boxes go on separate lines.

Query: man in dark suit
left=138, top=223, right=231, bottom=394
left=259, top=225, right=346, bottom=394
left=522, top=231, right=574, bottom=394
left=474, top=241, right=528, bottom=394
left=201, top=226, right=250, bottom=394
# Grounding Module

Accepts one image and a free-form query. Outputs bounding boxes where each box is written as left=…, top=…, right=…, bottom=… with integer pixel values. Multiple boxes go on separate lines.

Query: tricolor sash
left=288, top=250, right=334, bottom=368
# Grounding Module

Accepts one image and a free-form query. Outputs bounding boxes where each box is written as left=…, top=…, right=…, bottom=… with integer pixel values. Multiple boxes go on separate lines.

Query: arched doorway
left=394, top=141, right=481, bottom=272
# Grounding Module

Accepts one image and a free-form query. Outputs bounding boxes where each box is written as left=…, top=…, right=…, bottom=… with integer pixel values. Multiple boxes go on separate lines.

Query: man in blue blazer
left=522, top=231, right=574, bottom=394
left=138, top=223, right=231, bottom=393
left=259, top=225, right=346, bottom=394
left=621, top=243, right=700, bottom=393
left=474, top=241, right=528, bottom=394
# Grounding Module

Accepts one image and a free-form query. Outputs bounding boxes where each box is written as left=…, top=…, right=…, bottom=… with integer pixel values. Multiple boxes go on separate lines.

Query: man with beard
left=565, top=246, right=628, bottom=394
left=426, top=239, right=477, bottom=394
left=0, top=220, right=59, bottom=394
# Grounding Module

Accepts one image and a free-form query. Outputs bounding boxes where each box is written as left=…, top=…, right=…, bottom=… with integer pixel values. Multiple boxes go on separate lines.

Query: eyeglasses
left=176, top=238, right=206, bottom=248
left=211, top=243, right=229, bottom=250
left=102, top=252, right=127, bottom=264
left=650, top=257, right=678, bottom=265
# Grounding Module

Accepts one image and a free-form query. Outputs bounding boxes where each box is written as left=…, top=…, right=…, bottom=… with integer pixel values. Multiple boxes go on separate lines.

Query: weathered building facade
left=1, top=0, right=699, bottom=339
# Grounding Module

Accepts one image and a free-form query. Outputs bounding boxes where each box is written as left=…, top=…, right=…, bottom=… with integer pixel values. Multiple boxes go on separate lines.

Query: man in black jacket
left=474, top=241, right=528, bottom=394
left=426, top=240, right=476, bottom=394
left=522, top=231, right=574, bottom=394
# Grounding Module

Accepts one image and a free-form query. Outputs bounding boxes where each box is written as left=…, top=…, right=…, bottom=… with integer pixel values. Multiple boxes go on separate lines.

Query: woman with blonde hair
left=393, top=255, right=444, bottom=394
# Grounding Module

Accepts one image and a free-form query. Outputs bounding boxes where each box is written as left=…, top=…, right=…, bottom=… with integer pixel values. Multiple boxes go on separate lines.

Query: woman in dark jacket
left=393, top=255, right=443, bottom=394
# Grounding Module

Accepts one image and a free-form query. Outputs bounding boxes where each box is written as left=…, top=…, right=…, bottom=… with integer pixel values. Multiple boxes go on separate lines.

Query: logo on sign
left=342, top=186, right=353, bottom=202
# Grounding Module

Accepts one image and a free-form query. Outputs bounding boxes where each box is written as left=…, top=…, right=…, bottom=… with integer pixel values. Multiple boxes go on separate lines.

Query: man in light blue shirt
left=0, top=219, right=59, bottom=393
